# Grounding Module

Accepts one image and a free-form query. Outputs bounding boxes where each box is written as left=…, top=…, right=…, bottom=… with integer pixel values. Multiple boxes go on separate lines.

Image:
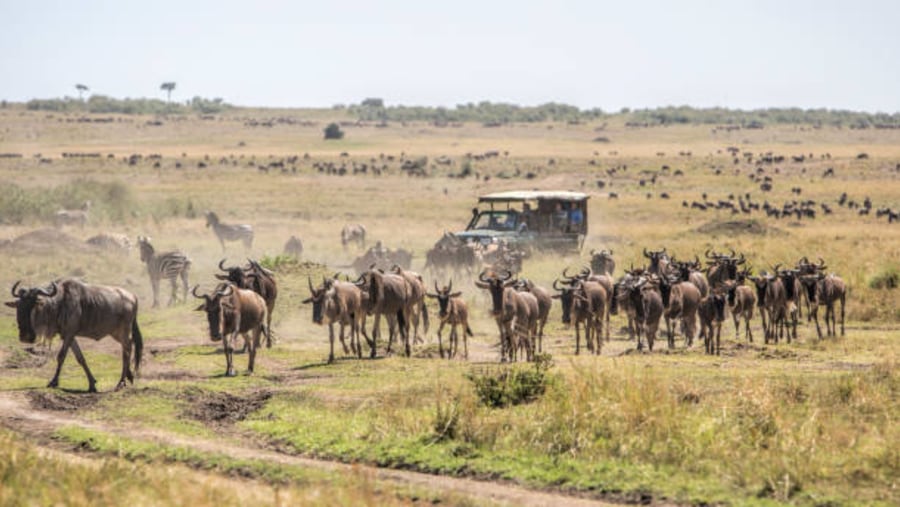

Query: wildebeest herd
left=5, top=210, right=848, bottom=393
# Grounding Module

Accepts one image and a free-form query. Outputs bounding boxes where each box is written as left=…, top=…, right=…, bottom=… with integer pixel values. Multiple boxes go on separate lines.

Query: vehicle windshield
left=470, top=211, right=519, bottom=231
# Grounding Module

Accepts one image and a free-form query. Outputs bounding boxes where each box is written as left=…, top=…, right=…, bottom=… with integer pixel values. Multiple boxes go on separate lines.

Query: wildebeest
left=749, top=272, right=787, bottom=344
left=475, top=270, right=532, bottom=362
left=356, top=268, right=411, bottom=357
left=216, top=259, right=277, bottom=348
left=426, top=281, right=473, bottom=359
left=725, top=278, right=756, bottom=342
left=589, top=249, right=616, bottom=276
left=302, top=276, right=367, bottom=362
left=6, top=279, right=143, bottom=392
left=193, top=283, right=267, bottom=376
left=657, top=275, right=701, bottom=349
left=54, top=201, right=91, bottom=228
left=802, top=273, right=846, bottom=339
left=205, top=211, right=254, bottom=251
left=643, top=247, right=670, bottom=276
left=513, top=278, right=551, bottom=354
left=341, top=224, right=367, bottom=250
left=283, top=235, right=304, bottom=258
left=137, top=236, right=191, bottom=308
left=390, top=265, right=429, bottom=345
left=551, top=278, right=606, bottom=355
left=697, top=292, right=726, bottom=355
left=611, top=276, right=663, bottom=351
left=704, top=249, right=746, bottom=289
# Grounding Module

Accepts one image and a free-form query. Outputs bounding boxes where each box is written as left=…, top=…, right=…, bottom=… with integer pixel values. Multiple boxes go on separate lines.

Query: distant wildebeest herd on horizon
left=5, top=206, right=848, bottom=393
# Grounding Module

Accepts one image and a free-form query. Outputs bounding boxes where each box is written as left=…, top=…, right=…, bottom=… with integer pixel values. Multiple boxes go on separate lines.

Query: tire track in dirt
left=0, top=390, right=621, bottom=507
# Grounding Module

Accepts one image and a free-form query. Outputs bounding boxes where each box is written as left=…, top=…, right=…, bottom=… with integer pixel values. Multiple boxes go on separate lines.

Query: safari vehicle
left=454, top=190, right=589, bottom=252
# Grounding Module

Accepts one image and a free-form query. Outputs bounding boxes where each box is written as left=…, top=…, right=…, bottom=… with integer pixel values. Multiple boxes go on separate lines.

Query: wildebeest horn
left=817, top=257, right=826, bottom=267
left=729, top=248, right=736, bottom=258
left=590, top=249, right=596, bottom=255
left=390, top=264, right=401, bottom=273
left=307, top=276, right=315, bottom=293
left=772, top=263, right=782, bottom=273
left=553, top=278, right=564, bottom=291
left=478, top=270, right=490, bottom=283
left=501, top=270, right=513, bottom=281
left=661, top=247, right=667, bottom=254
left=218, top=259, right=229, bottom=271
left=10, top=280, right=22, bottom=298
left=643, top=247, right=650, bottom=258
left=606, top=249, right=613, bottom=256
left=799, top=256, right=809, bottom=265
left=218, top=284, right=234, bottom=297
left=562, top=267, right=576, bottom=280
left=36, top=282, right=57, bottom=298
left=191, top=285, right=207, bottom=300
left=447, top=279, right=452, bottom=293
left=736, top=253, right=746, bottom=265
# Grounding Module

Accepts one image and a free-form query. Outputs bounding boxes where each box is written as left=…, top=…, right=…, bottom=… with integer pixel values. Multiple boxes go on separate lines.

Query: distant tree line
left=26, top=95, right=232, bottom=115
left=347, top=100, right=900, bottom=128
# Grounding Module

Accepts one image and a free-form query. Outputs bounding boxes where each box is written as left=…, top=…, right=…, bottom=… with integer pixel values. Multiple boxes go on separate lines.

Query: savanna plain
left=0, top=106, right=898, bottom=506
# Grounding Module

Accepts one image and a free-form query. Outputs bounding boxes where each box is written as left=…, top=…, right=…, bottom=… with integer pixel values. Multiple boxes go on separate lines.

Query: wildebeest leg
left=574, top=320, right=581, bottom=355
left=645, top=321, right=654, bottom=351
left=338, top=322, right=350, bottom=354
left=68, top=339, right=98, bottom=393
left=117, top=336, right=134, bottom=389
left=224, top=333, right=237, bottom=377
left=436, top=320, right=446, bottom=359
left=327, top=323, right=336, bottom=364
left=48, top=336, right=74, bottom=389
left=811, top=306, right=823, bottom=339
left=351, top=316, right=362, bottom=359
left=665, top=316, right=674, bottom=349
left=246, top=332, right=257, bottom=373
left=745, top=312, right=753, bottom=342
left=839, top=296, right=845, bottom=336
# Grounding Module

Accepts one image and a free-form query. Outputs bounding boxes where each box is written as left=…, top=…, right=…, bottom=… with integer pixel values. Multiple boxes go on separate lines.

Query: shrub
left=323, top=123, right=344, bottom=140
left=467, top=353, right=553, bottom=408
left=869, top=266, right=898, bottom=289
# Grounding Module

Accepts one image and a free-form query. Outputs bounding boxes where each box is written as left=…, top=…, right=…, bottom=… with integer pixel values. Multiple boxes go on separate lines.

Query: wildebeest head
left=590, top=249, right=615, bottom=276
left=748, top=275, right=770, bottom=307
left=550, top=278, right=575, bottom=324
left=301, top=276, right=331, bottom=324
left=216, top=259, right=247, bottom=287
left=193, top=284, right=234, bottom=341
left=6, top=281, right=58, bottom=344
left=474, top=270, right=514, bottom=317
left=426, top=280, right=461, bottom=319
left=643, top=247, right=668, bottom=274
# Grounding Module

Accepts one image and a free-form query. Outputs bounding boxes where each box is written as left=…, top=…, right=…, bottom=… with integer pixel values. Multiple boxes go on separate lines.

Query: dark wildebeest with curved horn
left=6, top=279, right=143, bottom=392
left=205, top=211, right=253, bottom=251
left=193, top=283, right=267, bottom=377
left=302, top=276, right=367, bottom=362
left=551, top=276, right=607, bottom=355
left=217, top=259, right=277, bottom=348
left=513, top=278, right=551, bottom=354
left=643, top=247, right=670, bottom=276
left=475, top=270, right=533, bottom=362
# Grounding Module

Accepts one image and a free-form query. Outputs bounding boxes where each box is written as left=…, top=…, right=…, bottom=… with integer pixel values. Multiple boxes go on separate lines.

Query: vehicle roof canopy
left=477, top=190, right=590, bottom=203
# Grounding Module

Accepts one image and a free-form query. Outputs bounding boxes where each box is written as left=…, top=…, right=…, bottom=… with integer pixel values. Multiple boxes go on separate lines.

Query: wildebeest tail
left=420, top=301, right=429, bottom=333
left=396, top=309, right=406, bottom=330
left=465, top=324, right=474, bottom=337
left=132, top=317, right=143, bottom=378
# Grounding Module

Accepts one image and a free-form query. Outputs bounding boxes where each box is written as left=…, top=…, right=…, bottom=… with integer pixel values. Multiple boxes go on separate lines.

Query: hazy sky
left=2, top=0, right=898, bottom=112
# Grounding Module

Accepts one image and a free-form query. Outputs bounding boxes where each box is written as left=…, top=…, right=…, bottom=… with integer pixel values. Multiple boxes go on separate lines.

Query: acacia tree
left=75, top=84, right=89, bottom=100
left=160, top=82, right=176, bottom=102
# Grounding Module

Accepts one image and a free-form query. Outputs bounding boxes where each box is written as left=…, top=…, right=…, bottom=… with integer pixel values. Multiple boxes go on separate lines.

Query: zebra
left=137, top=236, right=191, bottom=307
left=205, top=211, right=253, bottom=251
